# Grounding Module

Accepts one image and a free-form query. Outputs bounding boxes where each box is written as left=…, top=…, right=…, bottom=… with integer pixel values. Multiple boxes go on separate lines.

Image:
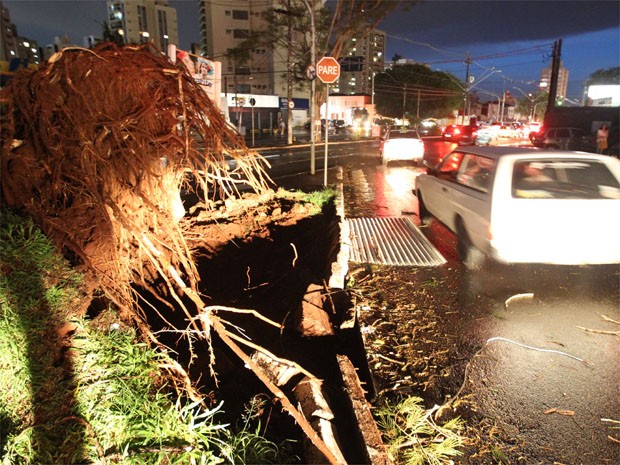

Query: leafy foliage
left=226, top=0, right=401, bottom=106
left=221, top=395, right=299, bottom=464
left=374, top=396, right=464, bottom=465
left=374, top=64, right=464, bottom=121
left=586, top=66, right=620, bottom=85
left=514, top=91, right=548, bottom=121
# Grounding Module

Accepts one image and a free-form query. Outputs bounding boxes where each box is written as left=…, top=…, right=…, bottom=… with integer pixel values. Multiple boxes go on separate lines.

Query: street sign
left=316, top=56, right=340, bottom=84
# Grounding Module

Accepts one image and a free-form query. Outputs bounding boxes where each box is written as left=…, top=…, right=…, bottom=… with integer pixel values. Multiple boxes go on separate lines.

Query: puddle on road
left=344, top=164, right=422, bottom=219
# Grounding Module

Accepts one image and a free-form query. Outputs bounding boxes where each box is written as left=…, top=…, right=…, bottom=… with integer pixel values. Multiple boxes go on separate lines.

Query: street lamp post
left=513, top=86, right=536, bottom=121
left=532, top=101, right=545, bottom=121
left=476, top=90, right=503, bottom=122
left=370, top=71, right=375, bottom=131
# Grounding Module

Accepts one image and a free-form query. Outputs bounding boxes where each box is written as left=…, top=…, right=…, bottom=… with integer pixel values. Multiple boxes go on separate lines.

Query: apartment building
left=540, top=61, right=569, bottom=102
left=199, top=0, right=277, bottom=96
left=337, top=30, right=386, bottom=95
left=1, top=4, right=41, bottom=65
left=199, top=0, right=320, bottom=129
left=107, top=0, right=178, bottom=52
left=199, top=0, right=386, bottom=128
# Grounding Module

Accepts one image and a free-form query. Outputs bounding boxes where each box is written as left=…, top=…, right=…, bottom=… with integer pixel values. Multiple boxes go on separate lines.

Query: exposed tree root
left=0, top=42, right=338, bottom=460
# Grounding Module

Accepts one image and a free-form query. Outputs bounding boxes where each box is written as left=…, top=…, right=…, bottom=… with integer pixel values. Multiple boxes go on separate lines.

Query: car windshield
left=390, top=130, right=419, bottom=139
left=456, top=154, right=497, bottom=193
left=511, top=159, right=620, bottom=199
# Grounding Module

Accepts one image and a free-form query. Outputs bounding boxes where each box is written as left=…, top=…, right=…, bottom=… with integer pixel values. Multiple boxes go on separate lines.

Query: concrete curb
left=328, top=166, right=350, bottom=290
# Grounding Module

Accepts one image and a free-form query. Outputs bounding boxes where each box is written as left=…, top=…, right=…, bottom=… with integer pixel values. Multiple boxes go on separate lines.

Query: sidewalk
left=244, top=128, right=374, bottom=149
left=244, top=128, right=311, bottom=148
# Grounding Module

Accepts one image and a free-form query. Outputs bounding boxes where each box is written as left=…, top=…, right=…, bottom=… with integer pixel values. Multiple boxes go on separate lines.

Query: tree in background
left=228, top=0, right=402, bottom=79
left=515, top=91, right=548, bottom=121
left=373, top=64, right=463, bottom=122
left=226, top=0, right=404, bottom=111
left=586, top=67, right=620, bottom=85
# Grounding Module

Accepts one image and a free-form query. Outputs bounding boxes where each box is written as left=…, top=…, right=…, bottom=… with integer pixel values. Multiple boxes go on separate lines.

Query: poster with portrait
left=194, top=57, right=215, bottom=88
left=167, top=45, right=222, bottom=109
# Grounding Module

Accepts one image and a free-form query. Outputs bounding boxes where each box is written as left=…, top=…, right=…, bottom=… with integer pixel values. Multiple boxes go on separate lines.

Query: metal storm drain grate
left=346, top=217, right=446, bottom=266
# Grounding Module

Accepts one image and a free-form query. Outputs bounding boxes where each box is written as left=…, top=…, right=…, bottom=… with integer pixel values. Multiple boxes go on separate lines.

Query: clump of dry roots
left=0, top=43, right=344, bottom=464
left=1, top=42, right=270, bottom=312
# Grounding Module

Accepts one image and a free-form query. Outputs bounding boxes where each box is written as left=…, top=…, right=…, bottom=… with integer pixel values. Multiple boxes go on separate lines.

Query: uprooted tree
left=0, top=42, right=344, bottom=464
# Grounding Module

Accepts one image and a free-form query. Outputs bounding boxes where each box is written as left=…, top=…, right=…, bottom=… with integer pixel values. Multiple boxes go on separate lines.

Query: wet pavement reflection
left=334, top=137, right=620, bottom=462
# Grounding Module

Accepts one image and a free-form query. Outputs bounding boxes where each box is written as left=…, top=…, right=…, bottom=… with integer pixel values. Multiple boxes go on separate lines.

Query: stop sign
left=316, top=56, right=340, bottom=84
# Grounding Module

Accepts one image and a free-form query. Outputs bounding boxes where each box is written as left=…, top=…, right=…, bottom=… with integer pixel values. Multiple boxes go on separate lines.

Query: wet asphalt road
left=259, top=135, right=620, bottom=464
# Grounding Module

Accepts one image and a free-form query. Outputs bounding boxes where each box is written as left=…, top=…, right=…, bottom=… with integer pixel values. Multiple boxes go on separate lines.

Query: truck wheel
left=456, top=219, right=485, bottom=270
left=417, top=193, right=432, bottom=225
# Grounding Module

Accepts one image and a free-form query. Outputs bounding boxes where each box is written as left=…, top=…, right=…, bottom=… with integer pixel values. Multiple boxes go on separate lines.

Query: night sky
left=4, top=0, right=619, bottom=100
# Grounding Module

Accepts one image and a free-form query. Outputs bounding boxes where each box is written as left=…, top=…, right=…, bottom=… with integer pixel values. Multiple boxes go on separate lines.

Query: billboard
left=585, top=85, right=620, bottom=107
left=168, top=45, right=222, bottom=110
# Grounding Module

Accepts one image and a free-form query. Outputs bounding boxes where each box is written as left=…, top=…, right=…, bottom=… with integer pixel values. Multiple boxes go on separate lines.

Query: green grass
left=276, top=186, right=337, bottom=211
left=0, top=209, right=299, bottom=464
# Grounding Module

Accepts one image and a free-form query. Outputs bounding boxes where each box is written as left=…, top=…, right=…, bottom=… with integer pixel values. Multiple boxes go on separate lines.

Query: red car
left=442, top=124, right=478, bottom=145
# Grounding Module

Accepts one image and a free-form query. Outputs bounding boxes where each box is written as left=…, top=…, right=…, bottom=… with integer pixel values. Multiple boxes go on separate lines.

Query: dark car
left=333, top=119, right=347, bottom=133
left=416, top=119, right=442, bottom=137
left=531, top=127, right=595, bottom=151
left=442, top=124, right=478, bottom=145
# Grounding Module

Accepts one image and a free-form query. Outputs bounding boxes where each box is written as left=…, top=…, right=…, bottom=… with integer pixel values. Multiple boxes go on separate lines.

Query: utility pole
left=500, top=91, right=505, bottom=124
left=546, top=39, right=562, bottom=113
left=416, top=89, right=420, bottom=119
left=463, top=53, right=471, bottom=122
left=402, top=83, right=407, bottom=125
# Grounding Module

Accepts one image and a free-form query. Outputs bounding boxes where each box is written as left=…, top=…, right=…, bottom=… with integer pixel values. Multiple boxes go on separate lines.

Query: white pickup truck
left=414, top=146, right=620, bottom=268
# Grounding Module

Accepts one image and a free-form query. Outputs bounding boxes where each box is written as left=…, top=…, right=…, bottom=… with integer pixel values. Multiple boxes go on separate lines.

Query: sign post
left=323, top=84, right=330, bottom=186
left=249, top=97, right=256, bottom=147
left=307, top=65, right=317, bottom=174
left=316, top=57, right=340, bottom=185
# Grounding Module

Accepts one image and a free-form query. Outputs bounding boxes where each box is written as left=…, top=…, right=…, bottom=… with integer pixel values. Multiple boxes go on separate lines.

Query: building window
left=232, top=10, right=249, bottom=20
left=233, top=29, right=249, bottom=39
left=137, top=5, right=147, bottom=31
left=158, top=10, right=168, bottom=49
left=235, top=66, right=251, bottom=75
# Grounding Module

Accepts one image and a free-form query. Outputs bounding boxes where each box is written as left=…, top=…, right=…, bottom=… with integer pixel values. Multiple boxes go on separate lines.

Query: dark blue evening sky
left=4, top=0, right=619, bottom=100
